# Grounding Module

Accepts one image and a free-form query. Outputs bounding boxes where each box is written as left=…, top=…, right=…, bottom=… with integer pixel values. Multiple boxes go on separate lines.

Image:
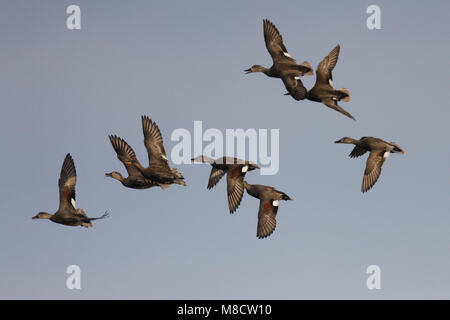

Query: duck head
left=244, top=65, right=266, bottom=74
left=32, top=212, right=52, bottom=220
left=105, top=171, right=124, bottom=180
left=334, top=137, right=356, bottom=144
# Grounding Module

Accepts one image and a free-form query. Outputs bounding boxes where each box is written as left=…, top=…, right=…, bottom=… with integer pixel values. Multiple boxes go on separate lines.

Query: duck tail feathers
left=300, top=61, right=314, bottom=76
left=281, top=192, right=292, bottom=201
left=174, top=179, right=187, bottom=186
left=338, top=88, right=351, bottom=102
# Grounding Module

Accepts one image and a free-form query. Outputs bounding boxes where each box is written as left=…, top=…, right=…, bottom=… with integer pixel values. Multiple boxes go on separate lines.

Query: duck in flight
left=106, top=135, right=159, bottom=189
left=334, top=136, right=405, bottom=192
left=32, top=153, right=109, bottom=227
left=304, top=45, right=355, bottom=120
left=191, top=155, right=259, bottom=213
left=243, top=181, right=292, bottom=239
left=123, top=115, right=186, bottom=188
left=244, top=19, right=313, bottom=101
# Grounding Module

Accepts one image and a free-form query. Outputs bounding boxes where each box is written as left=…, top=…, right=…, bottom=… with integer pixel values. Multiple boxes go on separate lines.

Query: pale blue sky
left=1, top=1, right=449, bottom=299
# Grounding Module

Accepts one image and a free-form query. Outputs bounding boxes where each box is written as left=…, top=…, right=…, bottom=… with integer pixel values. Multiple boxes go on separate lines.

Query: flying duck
left=32, top=153, right=109, bottom=227
left=243, top=181, right=292, bottom=239
left=335, top=136, right=405, bottom=192
left=244, top=19, right=313, bottom=100
left=306, top=45, right=355, bottom=120
left=106, top=135, right=159, bottom=189
left=191, top=155, right=259, bottom=213
left=124, top=116, right=186, bottom=187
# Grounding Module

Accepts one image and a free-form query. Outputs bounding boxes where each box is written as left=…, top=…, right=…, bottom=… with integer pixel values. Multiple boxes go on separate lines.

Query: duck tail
left=389, top=142, right=405, bottom=154
left=300, top=61, right=314, bottom=76
left=171, top=168, right=184, bottom=179
left=280, top=192, right=292, bottom=201
left=89, top=211, right=110, bottom=221
left=170, top=168, right=186, bottom=186
left=337, top=88, right=351, bottom=102
left=174, top=178, right=187, bottom=186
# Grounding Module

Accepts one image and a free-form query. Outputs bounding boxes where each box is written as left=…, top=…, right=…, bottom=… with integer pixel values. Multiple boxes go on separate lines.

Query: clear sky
left=1, top=0, right=449, bottom=299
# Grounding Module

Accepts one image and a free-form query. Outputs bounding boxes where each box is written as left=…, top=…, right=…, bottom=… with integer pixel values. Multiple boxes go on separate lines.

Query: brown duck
left=335, top=136, right=405, bottom=192
left=243, top=181, right=292, bottom=239
left=306, top=45, right=354, bottom=120
left=106, top=135, right=159, bottom=189
left=245, top=19, right=313, bottom=100
left=32, top=153, right=109, bottom=227
left=191, top=155, right=259, bottom=213
left=124, top=116, right=186, bottom=187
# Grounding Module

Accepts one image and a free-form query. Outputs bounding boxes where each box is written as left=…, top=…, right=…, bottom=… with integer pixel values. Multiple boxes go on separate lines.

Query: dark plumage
left=335, top=136, right=405, bottom=192
left=106, top=135, right=159, bottom=189
left=306, top=45, right=354, bottom=120
left=243, top=181, right=292, bottom=239
left=191, top=155, right=259, bottom=213
left=124, top=116, right=186, bottom=187
left=244, top=19, right=313, bottom=100
left=32, top=153, right=109, bottom=227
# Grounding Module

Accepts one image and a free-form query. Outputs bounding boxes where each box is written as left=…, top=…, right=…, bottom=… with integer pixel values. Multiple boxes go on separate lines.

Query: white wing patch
left=294, top=76, right=301, bottom=80
left=283, top=51, right=292, bottom=58
left=241, top=165, right=248, bottom=173
left=383, top=151, right=390, bottom=159
left=71, top=198, right=76, bottom=208
left=329, top=79, right=333, bottom=87
left=272, top=200, right=279, bottom=207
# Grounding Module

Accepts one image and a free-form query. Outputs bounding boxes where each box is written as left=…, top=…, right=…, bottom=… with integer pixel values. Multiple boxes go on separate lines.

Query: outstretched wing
left=257, top=197, right=278, bottom=239
left=58, top=153, right=77, bottom=211
left=207, top=167, right=226, bottom=190
left=108, top=135, right=142, bottom=176
left=226, top=166, right=245, bottom=214
left=142, top=115, right=170, bottom=168
left=316, top=44, right=340, bottom=85
left=362, top=150, right=387, bottom=192
left=263, top=19, right=296, bottom=63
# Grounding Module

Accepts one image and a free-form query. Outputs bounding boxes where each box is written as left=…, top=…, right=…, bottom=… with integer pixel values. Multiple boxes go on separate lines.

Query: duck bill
left=244, top=68, right=251, bottom=74
left=334, top=139, right=342, bottom=143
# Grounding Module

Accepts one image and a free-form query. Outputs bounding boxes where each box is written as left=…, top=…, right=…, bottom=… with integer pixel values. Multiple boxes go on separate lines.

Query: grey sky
left=1, top=1, right=449, bottom=299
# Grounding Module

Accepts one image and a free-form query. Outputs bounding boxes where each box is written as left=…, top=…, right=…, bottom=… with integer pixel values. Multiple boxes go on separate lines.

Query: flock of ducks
left=32, top=19, right=404, bottom=239
left=245, top=20, right=353, bottom=120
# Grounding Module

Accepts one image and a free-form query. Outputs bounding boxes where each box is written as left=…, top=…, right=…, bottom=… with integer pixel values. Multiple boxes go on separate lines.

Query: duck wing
left=281, top=74, right=307, bottom=100
left=263, top=19, right=296, bottom=63
left=316, top=44, right=340, bottom=86
left=58, top=153, right=77, bottom=212
left=207, top=167, right=226, bottom=190
left=142, top=115, right=171, bottom=169
left=349, top=145, right=368, bottom=158
left=108, top=135, right=143, bottom=177
left=226, top=166, right=246, bottom=214
left=257, top=195, right=278, bottom=239
left=362, top=150, right=387, bottom=192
